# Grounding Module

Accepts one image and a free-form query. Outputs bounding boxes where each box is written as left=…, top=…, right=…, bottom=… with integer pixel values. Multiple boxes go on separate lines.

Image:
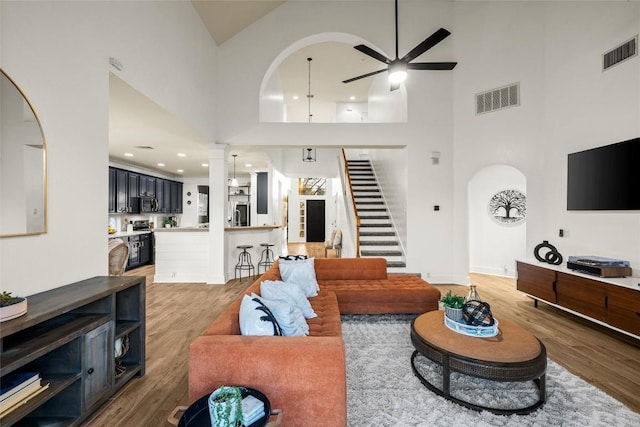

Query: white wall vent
left=475, top=83, right=520, bottom=115
left=603, top=35, right=637, bottom=71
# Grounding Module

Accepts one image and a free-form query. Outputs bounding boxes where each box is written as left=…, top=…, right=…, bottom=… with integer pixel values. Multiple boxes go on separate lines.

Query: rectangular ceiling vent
left=475, top=83, right=520, bottom=115
left=603, top=35, right=637, bottom=71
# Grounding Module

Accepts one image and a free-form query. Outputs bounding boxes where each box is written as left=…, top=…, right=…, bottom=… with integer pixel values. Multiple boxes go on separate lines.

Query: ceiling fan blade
left=390, top=83, right=401, bottom=91
left=354, top=45, right=391, bottom=64
left=401, top=28, right=452, bottom=63
left=342, top=68, right=387, bottom=84
left=408, top=62, right=457, bottom=70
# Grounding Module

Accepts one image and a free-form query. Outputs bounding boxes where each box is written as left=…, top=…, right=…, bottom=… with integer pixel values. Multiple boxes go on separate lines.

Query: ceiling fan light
left=388, top=62, right=408, bottom=84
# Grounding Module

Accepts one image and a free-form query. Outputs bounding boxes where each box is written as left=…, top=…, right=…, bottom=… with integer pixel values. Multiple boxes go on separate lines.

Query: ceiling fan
left=343, top=0, right=457, bottom=91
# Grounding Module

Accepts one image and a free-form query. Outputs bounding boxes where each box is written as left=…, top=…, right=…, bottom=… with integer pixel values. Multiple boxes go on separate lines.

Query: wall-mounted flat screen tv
left=567, top=137, right=640, bottom=211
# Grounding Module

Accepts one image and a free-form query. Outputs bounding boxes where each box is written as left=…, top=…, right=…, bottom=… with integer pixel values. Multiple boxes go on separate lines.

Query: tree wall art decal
left=488, top=189, right=526, bottom=224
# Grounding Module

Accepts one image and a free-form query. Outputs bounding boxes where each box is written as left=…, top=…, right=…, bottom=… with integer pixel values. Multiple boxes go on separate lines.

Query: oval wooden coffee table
left=410, top=311, right=546, bottom=415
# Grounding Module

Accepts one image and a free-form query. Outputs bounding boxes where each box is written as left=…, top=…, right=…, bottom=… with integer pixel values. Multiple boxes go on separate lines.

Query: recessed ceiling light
left=157, top=163, right=165, bottom=167
left=202, top=163, right=208, bottom=167
left=245, top=163, right=252, bottom=168
left=124, top=153, right=134, bottom=157
left=293, top=95, right=299, bottom=100
left=177, top=169, right=184, bottom=173
left=177, top=153, right=187, bottom=157
left=350, top=96, right=356, bottom=100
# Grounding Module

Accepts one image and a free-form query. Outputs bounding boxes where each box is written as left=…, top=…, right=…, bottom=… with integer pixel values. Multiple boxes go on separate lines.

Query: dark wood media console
left=517, top=261, right=640, bottom=338
left=0, top=276, right=145, bottom=426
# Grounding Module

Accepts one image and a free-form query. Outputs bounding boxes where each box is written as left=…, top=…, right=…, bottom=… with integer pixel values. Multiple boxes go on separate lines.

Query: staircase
left=347, top=159, right=406, bottom=271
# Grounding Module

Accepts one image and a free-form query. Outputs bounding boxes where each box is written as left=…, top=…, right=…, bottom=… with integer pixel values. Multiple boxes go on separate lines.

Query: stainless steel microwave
left=138, top=197, right=159, bottom=213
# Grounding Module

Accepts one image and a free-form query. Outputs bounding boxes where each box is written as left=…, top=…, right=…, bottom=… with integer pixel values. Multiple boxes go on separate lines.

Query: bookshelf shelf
left=0, top=276, right=145, bottom=426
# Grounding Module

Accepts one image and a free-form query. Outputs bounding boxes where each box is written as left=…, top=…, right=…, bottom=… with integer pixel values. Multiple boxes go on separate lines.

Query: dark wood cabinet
left=0, top=276, right=145, bottom=426
left=556, top=272, right=607, bottom=321
left=83, top=321, right=114, bottom=411
left=139, top=233, right=153, bottom=266
left=517, top=261, right=640, bottom=337
left=606, top=285, right=640, bottom=336
left=115, top=169, right=129, bottom=213
left=516, top=261, right=556, bottom=303
left=162, top=180, right=171, bottom=213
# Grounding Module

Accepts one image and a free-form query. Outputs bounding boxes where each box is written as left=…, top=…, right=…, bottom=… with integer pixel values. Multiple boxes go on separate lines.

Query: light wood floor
left=85, top=247, right=640, bottom=426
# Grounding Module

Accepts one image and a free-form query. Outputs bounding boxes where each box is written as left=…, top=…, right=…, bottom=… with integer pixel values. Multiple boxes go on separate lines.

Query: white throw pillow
left=252, top=293, right=308, bottom=336
left=260, top=280, right=317, bottom=319
left=239, top=294, right=283, bottom=336
left=278, top=257, right=320, bottom=296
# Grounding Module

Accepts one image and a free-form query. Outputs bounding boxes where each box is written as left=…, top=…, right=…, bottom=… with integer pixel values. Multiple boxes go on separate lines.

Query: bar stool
left=235, top=245, right=255, bottom=279
left=257, top=243, right=276, bottom=275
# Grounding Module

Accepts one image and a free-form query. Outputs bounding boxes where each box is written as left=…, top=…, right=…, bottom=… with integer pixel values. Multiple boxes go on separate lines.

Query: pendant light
left=230, top=154, right=239, bottom=187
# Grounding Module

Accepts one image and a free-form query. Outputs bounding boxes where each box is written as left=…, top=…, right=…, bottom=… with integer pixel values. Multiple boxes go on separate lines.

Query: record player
left=567, top=256, right=631, bottom=278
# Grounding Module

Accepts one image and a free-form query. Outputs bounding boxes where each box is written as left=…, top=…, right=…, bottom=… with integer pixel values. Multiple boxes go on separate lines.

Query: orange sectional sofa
left=188, top=258, right=440, bottom=427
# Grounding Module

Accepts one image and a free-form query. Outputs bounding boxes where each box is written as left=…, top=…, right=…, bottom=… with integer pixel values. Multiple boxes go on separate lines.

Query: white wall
left=452, top=1, right=640, bottom=282
left=1, top=1, right=217, bottom=295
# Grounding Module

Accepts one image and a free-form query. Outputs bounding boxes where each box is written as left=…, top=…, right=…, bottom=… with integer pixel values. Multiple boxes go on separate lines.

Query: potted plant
left=207, top=385, right=244, bottom=427
left=1, top=291, right=28, bottom=322
left=440, top=290, right=465, bottom=322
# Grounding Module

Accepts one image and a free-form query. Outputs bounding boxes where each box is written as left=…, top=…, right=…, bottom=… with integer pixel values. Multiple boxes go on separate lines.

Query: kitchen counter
left=153, top=226, right=208, bottom=232
left=224, top=225, right=281, bottom=232
left=108, top=230, right=153, bottom=239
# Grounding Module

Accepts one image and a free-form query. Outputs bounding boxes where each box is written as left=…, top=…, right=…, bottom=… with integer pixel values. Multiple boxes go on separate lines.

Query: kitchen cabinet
left=108, top=168, right=116, bottom=213
left=171, top=181, right=183, bottom=214
left=139, top=176, right=156, bottom=197
left=516, top=261, right=640, bottom=338
left=0, top=276, right=145, bottom=427
left=139, top=233, right=153, bottom=266
left=108, top=167, right=183, bottom=214
left=113, top=169, right=139, bottom=214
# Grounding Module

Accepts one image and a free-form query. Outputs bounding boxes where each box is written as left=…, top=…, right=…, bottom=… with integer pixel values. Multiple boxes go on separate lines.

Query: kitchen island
left=154, top=225, right=283, bottom=283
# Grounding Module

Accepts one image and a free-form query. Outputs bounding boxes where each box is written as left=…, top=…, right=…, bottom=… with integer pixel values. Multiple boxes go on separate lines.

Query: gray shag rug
left=342, top=314, right=640, bottom=427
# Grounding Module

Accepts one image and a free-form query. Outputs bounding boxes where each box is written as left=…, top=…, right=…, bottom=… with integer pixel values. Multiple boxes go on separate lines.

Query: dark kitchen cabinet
left=139, top=233, right=153, bottom=266
left=139, top=176, right=156, bottom=197
left=171, top=181, right=183, bottom=213
left=113, top=168, right=139, bottom=214
left=108, top=168, right=116, bottom=213
left=162, top=180, right=171, bottom=213
left=127, top=235, right=141, bottom=269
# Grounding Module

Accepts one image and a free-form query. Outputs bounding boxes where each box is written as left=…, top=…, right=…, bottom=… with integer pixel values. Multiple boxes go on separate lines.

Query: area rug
left=342, top=314, right=640, bottom=427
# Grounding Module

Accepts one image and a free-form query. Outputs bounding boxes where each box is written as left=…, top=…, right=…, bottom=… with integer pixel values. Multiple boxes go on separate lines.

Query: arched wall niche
left=259, top=32, right=407, bottom=123
left=467, top=164, right=527, bottom=278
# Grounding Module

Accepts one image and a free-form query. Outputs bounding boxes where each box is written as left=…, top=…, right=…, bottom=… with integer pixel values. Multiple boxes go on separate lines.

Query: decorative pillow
left=251, top=293, right=308, bottom=336
left=278, top=257, right=319, bottom=296
left=279, top=255, right=308, bottom=261
left=239, top=294, right=283, bottom=336
left=260, top=280, right=317, bottom=319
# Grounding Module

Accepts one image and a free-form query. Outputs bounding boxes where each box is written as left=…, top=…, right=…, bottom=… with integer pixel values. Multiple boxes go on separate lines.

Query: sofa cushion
left=313, top=258, right=388, bottom=281
left=307, top=290, right=342, bottom=337
left=239, top=295, right=283, bottom=336
left=261, top=280, right=317, bottom=319
left=320, top=275, right=441, bottom=314
left=254, top=293, right=309, bottom=336
left=278, top=257, right=319, bottom=296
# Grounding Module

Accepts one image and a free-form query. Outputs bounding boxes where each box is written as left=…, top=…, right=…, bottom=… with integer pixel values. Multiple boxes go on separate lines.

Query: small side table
left=167, top=387, right=283, bottom=427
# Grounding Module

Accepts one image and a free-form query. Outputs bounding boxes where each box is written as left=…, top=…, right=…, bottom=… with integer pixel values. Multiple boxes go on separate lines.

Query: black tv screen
left=567, top=137, right=640, bottom=211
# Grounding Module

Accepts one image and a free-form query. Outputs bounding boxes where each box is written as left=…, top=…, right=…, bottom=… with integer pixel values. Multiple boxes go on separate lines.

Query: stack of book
left=0, top=372, right=50, bottom=417
left=241, top=394, right=265, bottom=425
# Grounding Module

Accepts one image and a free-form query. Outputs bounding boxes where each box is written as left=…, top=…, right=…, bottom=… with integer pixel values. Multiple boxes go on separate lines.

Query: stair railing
left=341, top=149, right=360, bottom=257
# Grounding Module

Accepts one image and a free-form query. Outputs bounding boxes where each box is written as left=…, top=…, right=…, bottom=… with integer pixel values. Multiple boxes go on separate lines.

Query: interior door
left=306, top=200, right=325, bottom=242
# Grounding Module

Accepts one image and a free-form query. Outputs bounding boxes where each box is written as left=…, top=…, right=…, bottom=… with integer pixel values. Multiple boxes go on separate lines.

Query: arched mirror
left=0, top=69, right=47, bottom=237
